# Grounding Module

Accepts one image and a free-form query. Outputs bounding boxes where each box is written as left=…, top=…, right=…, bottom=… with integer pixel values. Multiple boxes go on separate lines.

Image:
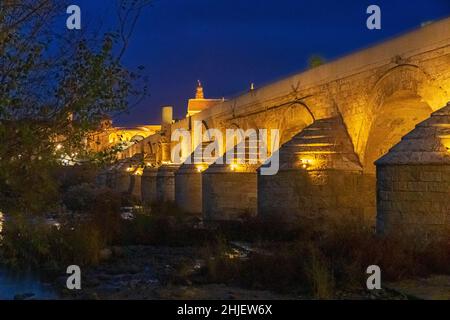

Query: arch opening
left=363, top=90, right=432, bottom=173
left=279, top=103, right=315, bottom=144
left=131, top=135, right=145, bottom=143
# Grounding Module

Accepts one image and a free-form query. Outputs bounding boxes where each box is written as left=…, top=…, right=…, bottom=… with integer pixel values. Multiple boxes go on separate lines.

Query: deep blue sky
left=75, top=0, right=450, bottom=126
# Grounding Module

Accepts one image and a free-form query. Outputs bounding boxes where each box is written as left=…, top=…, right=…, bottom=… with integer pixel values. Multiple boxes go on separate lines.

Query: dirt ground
left=58, top=246, right=407, bottom=300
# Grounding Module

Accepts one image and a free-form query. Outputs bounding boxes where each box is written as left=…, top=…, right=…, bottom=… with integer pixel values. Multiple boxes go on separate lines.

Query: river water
left=0, top=268, right=58, bottom=300
left=0, top=212, right=59, bottom=300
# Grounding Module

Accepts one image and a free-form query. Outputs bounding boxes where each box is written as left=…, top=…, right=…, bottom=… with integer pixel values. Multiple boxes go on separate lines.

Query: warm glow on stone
left=196, top=165, right=206, bottom=173
left=300, top=158, right=313, bottom=169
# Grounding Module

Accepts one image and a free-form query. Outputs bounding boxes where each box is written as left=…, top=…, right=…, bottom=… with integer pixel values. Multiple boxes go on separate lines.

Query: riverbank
left=3, top=242, right=447, bottom=300
left=57, top=245, right=295, bottom=300
left=1, top=204, right=449, bottom=300
left=0, top=268, right=58, bottom=300
left=56, top=245, right=406, bottom=300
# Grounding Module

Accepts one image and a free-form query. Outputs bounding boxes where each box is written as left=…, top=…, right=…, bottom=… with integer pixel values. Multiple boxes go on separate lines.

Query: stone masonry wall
left=203, top=172, right=257, bottom=221
left=156, top=166, right=179, bottom=203
left=141, top=168, right=158, bottom=204
left=377, top=165, right=450, bottom=236
left=175, top=171, right=202, bottom=215
left=258, top=170, right=376, bottom=224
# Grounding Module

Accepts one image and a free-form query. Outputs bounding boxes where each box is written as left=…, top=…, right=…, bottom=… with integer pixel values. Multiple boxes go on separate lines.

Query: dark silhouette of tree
left=308, top=54, right=326, bottom=69
left=0, top=0, right=150, bottom=214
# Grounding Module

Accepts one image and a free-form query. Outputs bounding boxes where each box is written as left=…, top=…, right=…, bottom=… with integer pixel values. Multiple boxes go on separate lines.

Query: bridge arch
left=131, top=135, right=145, bottom=143
left=108, top=133, right=119, bottom=144
left=360, top=65, right=447, bottom=172
left=277, top=102, right=315, bottom=144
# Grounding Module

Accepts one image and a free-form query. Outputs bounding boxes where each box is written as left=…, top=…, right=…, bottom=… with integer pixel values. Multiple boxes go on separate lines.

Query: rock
left=97, top=273, right=112, bottom=281
left=99, top=248, right=113, bottom=261
left=111, top=246, right=126, bottom=258
left=127, top=264, right=141, bottom=274
left=86, top=277, right=101, bottom=287
left=14, top=293, right=35, bottom=300
left=81, top=292, right=99, bottom=300
left=386, top=276, right=450, bottom=300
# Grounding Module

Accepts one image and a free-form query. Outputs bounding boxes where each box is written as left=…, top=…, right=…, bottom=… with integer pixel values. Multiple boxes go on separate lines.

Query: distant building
left=186, top=81, right=224, bottom=117
left=88, top=81, right=223, bottom=154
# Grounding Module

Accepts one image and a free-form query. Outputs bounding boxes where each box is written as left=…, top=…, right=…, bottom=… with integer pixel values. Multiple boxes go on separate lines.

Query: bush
left=0, top=215, right=105, bottom=273
left=201, top=216, right=450, bottom=298
left=89, top=188, right=122, bottom=243
left=0, top=186, right=121, bottom=273
left=63, top=183, right=97, bottom=213
left=117, top=214, right=212, bottom=246
left=56, top=165, right=99, bottom=193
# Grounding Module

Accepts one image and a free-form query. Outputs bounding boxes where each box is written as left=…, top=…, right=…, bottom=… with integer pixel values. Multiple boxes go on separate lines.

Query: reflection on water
left=0, top=212, right=58, bottom=300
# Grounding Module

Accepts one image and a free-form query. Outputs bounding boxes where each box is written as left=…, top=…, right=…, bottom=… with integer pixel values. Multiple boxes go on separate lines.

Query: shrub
left=89, top=187, right=122, bottom=243
left=200, top=216, right=450, bottom=298
left=120, top=192, right=141, bottom=207
left=56, top=165, right=99, bottom=193
left=63, top=183, right=97, bottom=213
left=0, top=215, right=104, bottom=273
left=117, top=213, right=212, bottom=246
left=0, top=186, right=121, bottom=273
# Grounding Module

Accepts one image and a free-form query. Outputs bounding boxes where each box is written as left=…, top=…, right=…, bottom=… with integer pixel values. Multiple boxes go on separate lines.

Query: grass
left=1, top=197, right=449, bottom=299
left=115, top=203, right=212, bottom=246
left=0, top=186, right=122, bottom=274
left=199, top=216, right=450, bottom=298
left=0, top=216, right=105, bottom=273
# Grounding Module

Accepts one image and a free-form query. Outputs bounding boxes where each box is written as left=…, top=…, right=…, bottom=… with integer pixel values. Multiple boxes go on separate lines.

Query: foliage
left=56, top=165, right=99, bottom=192
left=117, top=213, right=211, bottom=246
left=89, top=187, right=122, bottom=243
left=0, top=0, right=148, bottom=214
left=2, top=198, right=449, bottom=298
left=0, top=185, right=122, bottom=272
left=0, top=215, right=104, bottom=272
left=201, top=216, right=450, bottom=298
left=308, top=54, right=326, bottom=68
left=62, top=183, right=98, bottom=213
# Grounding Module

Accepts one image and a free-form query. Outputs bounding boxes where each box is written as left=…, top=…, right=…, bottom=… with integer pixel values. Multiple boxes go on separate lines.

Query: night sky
left=75, top=0, right=450, bottom=126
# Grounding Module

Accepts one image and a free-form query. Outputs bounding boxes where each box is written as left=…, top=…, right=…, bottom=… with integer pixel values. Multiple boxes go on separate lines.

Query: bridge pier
left=130, top=174, right=142, bottom=200
left=258, top=169, right=375, bottom=223
left=141, top=166, right=159, bottom=204
left=114, top=167, right=132, bottom=194
left=175, top=164, right=203, bottom=215
left=156, top=164, right=180, bottom=203
left=376, top=103, right=450, bottom=237
left=175, top=142, right=220, bottom=215
left=258, top=116, right=376, bottom=224
left=96, top=169, right=108, bottom=188
left=203, top=163, right=258, bottom=221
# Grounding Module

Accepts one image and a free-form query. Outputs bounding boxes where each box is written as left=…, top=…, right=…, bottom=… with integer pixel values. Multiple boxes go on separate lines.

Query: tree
left=308, top=54, right=326, bottom=69
left=0, top=0, right=150, bottom=214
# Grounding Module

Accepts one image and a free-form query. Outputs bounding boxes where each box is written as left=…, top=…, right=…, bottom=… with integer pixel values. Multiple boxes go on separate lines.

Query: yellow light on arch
left=300, top=158, right=314, bottom=169
left=196, top=165, right=206, bottom=173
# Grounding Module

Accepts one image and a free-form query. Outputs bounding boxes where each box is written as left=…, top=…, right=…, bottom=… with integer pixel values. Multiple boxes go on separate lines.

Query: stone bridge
left=102, top=18, right=450, bottom=235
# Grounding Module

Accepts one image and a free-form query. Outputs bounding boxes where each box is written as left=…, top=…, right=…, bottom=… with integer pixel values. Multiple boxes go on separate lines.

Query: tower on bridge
left=187, top=81, right=224, bottom=117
